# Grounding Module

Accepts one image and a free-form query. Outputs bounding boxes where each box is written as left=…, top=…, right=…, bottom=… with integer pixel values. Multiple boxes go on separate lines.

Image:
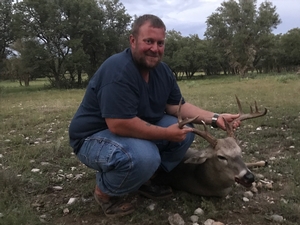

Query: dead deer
left=154, top=96, right=267, bottom=197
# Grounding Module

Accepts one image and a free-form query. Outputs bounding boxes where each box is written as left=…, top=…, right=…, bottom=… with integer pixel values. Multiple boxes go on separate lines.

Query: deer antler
left=225, top=96, right=267, bottom=137
left=177, top=98, right=218, bottom=148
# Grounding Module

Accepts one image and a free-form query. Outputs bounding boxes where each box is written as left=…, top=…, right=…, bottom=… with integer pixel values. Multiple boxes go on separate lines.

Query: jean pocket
left=77, top=138, right=118, bottom=172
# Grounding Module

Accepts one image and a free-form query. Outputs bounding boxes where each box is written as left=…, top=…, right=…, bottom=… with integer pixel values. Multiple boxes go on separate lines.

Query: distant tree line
left=0, top=0, right=299, bottom=87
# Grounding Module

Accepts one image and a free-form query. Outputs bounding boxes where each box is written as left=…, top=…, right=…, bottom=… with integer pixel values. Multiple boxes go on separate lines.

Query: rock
left=250, top=185, right=258, bottom=193
left=242, top=197, right=249, bottom=202
left=265, top=183, right=273, bottom=189
left=204, top=219, right=215, bottom=225
left=63, top=208, right=69, bottom=214
left=194, top=207, right=204, bottom=216
left=168, top=213, right=185, bottom=225
left=243, top=191, right=254, bottom=198
left=270, top=214, right=284, bottom=223
left=52, top=186, right=63, bottom=191
left=256, top=174, right=264, bottom=179
left=67, top=197, right=77, bottom=205
left=147, top=203, right=156, bottom=211
left=31, top=168, right=40, bottom=173
left=190, top=215, right=199, bottom=223
left=212, top=222, right=225, bottom=225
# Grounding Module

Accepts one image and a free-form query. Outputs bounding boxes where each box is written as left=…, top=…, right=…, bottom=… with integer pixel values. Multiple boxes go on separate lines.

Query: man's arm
left=165, top=102, right=240, bottom=130
left=105, top=117, right=193, bottom=142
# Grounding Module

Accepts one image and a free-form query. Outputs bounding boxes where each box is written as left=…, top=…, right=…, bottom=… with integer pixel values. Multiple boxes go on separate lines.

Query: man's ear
left=129, top=34, right=135, bottom=48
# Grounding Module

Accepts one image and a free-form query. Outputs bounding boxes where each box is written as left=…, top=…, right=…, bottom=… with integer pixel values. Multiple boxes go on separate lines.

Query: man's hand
left=166, top=123, right=194, bottom=142
left=216, top=114, right=241, bottom=130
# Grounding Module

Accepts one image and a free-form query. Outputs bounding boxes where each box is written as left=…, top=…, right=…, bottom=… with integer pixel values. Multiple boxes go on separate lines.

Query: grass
left=1, top=74, right=300, bottom=225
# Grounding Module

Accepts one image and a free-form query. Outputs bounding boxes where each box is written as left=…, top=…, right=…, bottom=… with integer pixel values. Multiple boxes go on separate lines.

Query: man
left=69, top=14, right=240, bottom=217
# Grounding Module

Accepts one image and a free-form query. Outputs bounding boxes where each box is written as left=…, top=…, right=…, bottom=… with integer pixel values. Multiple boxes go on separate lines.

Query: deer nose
left=243, top=171, right=255, bottom=183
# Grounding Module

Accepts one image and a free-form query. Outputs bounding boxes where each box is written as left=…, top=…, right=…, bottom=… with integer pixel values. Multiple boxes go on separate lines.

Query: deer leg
left=246, top=161, right=268, bottom=168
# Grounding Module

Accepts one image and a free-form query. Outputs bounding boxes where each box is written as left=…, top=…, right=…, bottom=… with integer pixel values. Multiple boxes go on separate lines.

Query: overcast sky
left=120, top=0, right=299, bottom=38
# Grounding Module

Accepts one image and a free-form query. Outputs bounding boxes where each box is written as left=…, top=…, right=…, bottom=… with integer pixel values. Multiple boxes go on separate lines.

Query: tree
left=11, top=0, right=132, bottom=88
left=99, top=0, right=131, bottom=59
left=164, top=30, right=185, bottom=79
left=205, top=0, right=281, bottom=76
left=0, top=0, right=14, bottom=76
left=13, top=0, right=72, bottom=87
left=281, top=28, right=300, bottom=70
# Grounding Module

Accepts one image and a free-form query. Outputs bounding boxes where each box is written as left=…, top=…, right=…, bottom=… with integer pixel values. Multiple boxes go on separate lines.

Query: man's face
left=130, top=22, right=165, bottom=69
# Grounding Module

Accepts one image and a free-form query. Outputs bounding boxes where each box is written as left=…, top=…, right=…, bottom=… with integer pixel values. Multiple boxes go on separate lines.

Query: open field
left=1, top=74, right=300, bottom=225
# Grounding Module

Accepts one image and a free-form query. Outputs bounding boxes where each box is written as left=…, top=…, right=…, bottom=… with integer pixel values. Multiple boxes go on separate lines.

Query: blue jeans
left=76, top=114, right=195, bottom=196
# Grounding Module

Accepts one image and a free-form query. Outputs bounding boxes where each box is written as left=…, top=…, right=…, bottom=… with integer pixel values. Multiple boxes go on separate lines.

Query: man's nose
left=150, top=43, right=158, bottom=52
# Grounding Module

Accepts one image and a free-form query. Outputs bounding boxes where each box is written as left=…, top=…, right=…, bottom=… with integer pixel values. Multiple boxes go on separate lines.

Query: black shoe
left=138, top=183, right=173, bottom=200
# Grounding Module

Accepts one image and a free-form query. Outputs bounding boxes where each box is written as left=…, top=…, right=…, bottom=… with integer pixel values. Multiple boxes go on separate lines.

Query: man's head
left=130, top=14, right=166, bottom=70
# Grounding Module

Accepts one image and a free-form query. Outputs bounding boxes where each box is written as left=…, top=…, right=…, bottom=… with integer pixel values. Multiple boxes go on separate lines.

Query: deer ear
left=184, top=156, right=207, bottom=164
left=184, top=150, right=214, bottom=164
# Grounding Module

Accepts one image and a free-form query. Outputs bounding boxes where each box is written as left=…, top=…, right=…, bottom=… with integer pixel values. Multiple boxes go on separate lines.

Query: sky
left=120, top=0, right=300, bottom=38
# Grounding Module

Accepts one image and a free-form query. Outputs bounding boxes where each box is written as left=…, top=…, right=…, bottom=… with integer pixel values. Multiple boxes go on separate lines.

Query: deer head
left=176, top=96, right=267, bottom=193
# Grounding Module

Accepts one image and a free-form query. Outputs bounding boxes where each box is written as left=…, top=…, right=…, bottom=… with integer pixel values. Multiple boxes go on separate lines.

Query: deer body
left=155, top=137, right=254, bottom=197
left=154, top=96, right=267, bottom=197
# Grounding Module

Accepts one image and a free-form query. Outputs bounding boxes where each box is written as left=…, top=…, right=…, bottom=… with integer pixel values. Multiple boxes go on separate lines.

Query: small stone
left=265, top=183, right=273, bottom=189
left=67, top=198, right=77, bottom=205
left=243, top=197, right=249, bottom=202
left=39, top=214, right=47, bottom=219
left=63, top=208, right=69, bottom=214
left=74, top=174, right=83, bottom=180
left=250, top=183, right=258, bottom=193
left=243, top=191, right=254, bottom=198
left=204, top=219, right=215, bottom=225
left=168, top=213, right=185, bottom=225
left=66, top=174, right=73, bottom=179
left=256, top=174, right=264, bottom=179
left=190, top=215, right=199, bottom=223
left=0, top=213, right=4, bottom=218
left=256, top=181, right=263, bottom=188
left=52, top=186, right=63, bottom=191
left=212, top=222, right=225, bottom=225
left=270, top=214, right=284, bottom=223
left=0, top=154, right=3, bottom=158
left=147, top=203, right=156, bottom=211
left=194, top=207, right=204, bottom=216
left=31, top=168, right=40, bottom=173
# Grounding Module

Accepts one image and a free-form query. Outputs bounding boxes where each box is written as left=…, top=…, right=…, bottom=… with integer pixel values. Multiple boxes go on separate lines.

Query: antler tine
left=233, top=96, right=267, bottom=123
left=176, top=98, right=217, bottom=147
left=177, top=98, right=199, bottom=128
left=193, top=122, right=218, bottom=148
left=236, top=95, right=243, bottom=114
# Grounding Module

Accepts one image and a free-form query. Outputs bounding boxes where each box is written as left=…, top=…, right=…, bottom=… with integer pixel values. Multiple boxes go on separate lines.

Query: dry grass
left=1, top=74, right=300, bottom=225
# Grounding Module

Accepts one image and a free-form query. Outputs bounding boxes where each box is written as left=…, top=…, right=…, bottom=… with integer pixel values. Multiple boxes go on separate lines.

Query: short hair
left=131, top=14, right=166, bottom=37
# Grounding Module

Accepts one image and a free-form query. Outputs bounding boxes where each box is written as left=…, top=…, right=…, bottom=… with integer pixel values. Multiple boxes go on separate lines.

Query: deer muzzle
left=235, top=170, right=255, bottom=187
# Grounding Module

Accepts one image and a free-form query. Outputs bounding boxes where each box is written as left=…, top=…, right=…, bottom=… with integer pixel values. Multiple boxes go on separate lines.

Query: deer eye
left=217, top=155, right=227, bottom=161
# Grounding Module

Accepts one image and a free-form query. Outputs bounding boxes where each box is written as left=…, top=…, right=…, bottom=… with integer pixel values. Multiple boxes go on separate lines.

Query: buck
left=154, top=96, right=267, bottom=197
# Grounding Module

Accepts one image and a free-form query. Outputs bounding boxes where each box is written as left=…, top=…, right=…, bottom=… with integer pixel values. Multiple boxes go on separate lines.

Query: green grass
left=1, top=74, right=300, bottom=224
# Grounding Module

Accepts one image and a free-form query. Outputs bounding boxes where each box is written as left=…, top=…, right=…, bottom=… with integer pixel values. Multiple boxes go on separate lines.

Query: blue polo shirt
left=69, top=48, right=183, bottom=153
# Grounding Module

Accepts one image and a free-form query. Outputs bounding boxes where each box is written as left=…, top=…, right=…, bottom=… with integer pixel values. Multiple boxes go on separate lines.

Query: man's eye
left=158, top=42, right=164, bottom=47
left=145, top=40, right=152, bottom=44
